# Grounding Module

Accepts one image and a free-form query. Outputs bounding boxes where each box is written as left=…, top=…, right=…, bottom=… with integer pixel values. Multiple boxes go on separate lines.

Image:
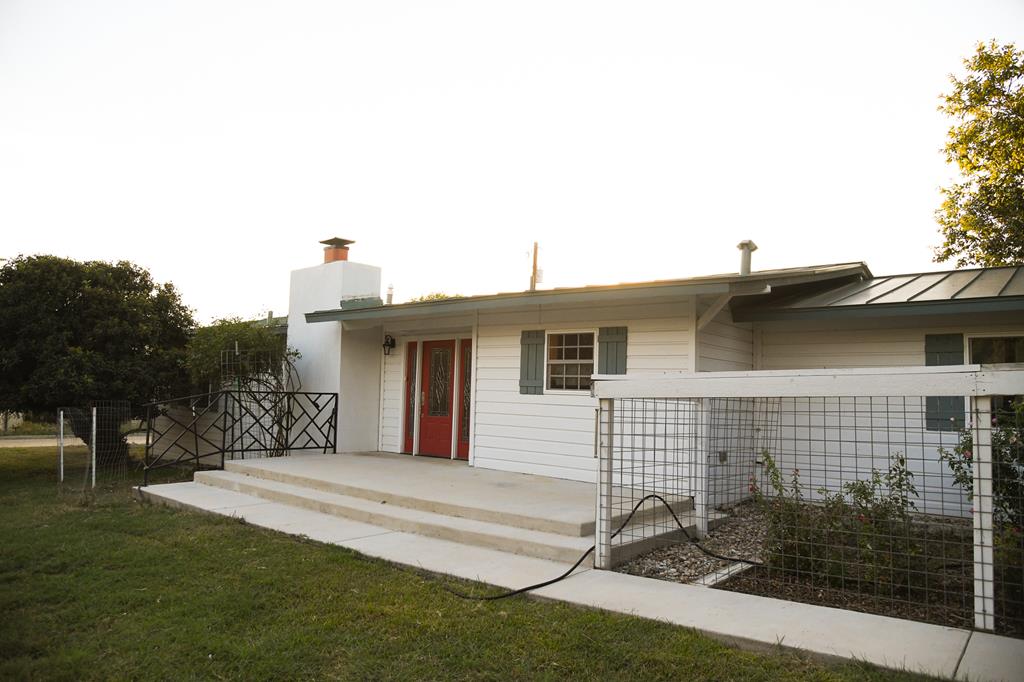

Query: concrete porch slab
left=226, top=452, right=598, bottom=535
left=138, top=480, right=587, bottom=592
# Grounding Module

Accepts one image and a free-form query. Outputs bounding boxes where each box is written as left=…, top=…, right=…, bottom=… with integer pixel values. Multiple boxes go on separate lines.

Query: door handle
left=421, top=391, right=425, bottom=417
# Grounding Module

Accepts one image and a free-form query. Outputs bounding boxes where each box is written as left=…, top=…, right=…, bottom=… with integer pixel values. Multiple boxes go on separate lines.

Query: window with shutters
left=546, top=331, right=595, bottom=391
left=925, top=333, right=965, bottom=432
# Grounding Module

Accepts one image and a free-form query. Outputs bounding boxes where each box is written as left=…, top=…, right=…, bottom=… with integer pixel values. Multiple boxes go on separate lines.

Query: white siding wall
left=697, top=306, right=754, bottom=371
left=757, top=319, right=1024, bottom=369
left=473, top=301, right=693, bottom=482
left=379, top=340, right=405, bottom=453
left=750, top=317, right=1024, bottom=517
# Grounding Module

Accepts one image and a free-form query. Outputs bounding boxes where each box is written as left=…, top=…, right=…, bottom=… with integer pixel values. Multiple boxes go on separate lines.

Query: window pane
left=971, top=337, right=1024, bottom=363
left=428, top=347, right=451, bottom=416
left=546, top=331, right=595, bottom=391
left=460, top=343, right=472, bottom=442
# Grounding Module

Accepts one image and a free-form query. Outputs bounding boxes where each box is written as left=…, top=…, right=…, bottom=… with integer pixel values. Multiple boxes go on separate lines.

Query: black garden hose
left=443, top=493, right=763, bottom=601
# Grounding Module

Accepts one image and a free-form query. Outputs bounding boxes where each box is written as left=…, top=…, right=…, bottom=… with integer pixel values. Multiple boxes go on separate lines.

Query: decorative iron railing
left=142, top=390, right=338, bottom=485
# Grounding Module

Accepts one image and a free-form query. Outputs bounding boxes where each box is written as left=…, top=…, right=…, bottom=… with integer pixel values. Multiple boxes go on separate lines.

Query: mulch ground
left=716, top=566, right=974, bottom=630
left=615, top=502, right=1024, bottom=636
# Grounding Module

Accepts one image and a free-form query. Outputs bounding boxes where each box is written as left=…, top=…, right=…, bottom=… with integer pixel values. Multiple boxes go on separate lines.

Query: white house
left=287, top=238, right=1024, bottom=485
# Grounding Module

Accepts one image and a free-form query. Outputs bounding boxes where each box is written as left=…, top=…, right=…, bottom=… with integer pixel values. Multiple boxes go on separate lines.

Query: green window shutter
left=925, top=333, right=965, bottom=431
left=520, top=330, right=545, bottom=395
left=598, top=327, right=628, bottom=375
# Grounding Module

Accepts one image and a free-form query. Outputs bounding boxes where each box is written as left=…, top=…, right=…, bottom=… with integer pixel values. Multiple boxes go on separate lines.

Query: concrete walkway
left=0, top=434, right=147, bottom=448
left=140, top=479, right=1024, bottom=682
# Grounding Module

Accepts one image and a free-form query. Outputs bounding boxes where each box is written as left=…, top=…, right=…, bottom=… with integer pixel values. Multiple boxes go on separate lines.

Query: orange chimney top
left=320, top=237, right=355, bottom=263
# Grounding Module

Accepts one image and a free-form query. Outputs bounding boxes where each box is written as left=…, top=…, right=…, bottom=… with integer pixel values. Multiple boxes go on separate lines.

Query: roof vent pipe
left=737, top=240, right=758, bottom=276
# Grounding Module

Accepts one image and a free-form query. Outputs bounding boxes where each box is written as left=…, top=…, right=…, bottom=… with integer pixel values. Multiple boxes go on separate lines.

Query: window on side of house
left=970, top=335, right=1024, bottom=416
left=925, top=333, right=965, bottom=432
left=970, top=336, right=1024, bottom=364
left=546, top=332, right=595, bottom=391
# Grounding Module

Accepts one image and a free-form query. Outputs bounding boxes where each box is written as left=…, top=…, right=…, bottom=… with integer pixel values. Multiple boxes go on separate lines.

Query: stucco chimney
left=737, top=240, right=758, bottom=276
left=321, top=237, right=355, bottom=263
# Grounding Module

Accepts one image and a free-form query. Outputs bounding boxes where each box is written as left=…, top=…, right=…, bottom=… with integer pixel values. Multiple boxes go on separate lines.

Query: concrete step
left=224, top=458, right=592, bottom=537
left=194, top=470, right=595, bottom=564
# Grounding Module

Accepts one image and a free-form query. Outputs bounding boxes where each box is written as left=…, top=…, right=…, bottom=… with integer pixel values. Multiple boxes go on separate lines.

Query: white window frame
left=965, top=331, right=1024, bottom=415
left=543, top=329, right=598, bottom=394
left=964, top=331, right=1024, bottom=365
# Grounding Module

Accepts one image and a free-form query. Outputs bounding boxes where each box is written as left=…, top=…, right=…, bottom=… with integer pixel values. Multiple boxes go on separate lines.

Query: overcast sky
left=2, top=1, right=1023, bottom=323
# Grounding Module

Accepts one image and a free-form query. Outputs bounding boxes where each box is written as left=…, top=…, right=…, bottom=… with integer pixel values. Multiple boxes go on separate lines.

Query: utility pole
left=529, top=242, right=538, bottom=292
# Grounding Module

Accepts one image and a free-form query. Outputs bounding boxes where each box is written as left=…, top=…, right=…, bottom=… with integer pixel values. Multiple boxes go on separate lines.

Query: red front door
left=418, top=340, right=456, bottom=457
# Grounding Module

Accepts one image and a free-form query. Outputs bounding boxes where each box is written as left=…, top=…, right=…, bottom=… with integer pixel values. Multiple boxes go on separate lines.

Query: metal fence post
left=595, top=398, right=614, bottom=570
left=58, top=409, right=64, bottom=483
left=143, top=404, right=151, bottom=487
left=972, top=395, right=995, bottom=631
left=90, top=406, right=97, bottom=489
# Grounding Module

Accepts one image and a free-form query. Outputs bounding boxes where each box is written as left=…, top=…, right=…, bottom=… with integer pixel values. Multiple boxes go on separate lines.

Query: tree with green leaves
left=0, top=256, right=194, bottom=462
left=408, top=292, right=463, bottom=302
left=185, top=317, right=294, bottom=393
left=934, top=41, right=1024, bottom=267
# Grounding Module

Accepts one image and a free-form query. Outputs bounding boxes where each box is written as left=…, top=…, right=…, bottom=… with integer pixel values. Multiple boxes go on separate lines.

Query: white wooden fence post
left=595, top=398, right=614, bottom=570
left=58, top=409, right=64, bottom=483
left=90, top=406, right=97, bottom=490
left=692, top=398, right=709, bottom=539
left=972, top=395, right=995, bottom=631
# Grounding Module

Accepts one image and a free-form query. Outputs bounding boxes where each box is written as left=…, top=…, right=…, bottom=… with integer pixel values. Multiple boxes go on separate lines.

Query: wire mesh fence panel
left=595, top=367, right=1023, bottom=638
left=58, top=401, right=139, bottom=494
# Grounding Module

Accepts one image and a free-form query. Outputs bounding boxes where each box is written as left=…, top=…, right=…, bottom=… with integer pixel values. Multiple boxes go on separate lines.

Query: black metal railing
left=142, top=390, right=338, bottom=485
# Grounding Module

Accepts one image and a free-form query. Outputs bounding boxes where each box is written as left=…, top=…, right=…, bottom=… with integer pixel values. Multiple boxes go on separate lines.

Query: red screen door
left=418, top=340, right=456, bottom=457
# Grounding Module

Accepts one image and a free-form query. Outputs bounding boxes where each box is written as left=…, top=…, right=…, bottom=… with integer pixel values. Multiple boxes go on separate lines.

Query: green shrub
left=939, top=399, right=1024, bottom=628
left=753, top=452, right=924, bottom=593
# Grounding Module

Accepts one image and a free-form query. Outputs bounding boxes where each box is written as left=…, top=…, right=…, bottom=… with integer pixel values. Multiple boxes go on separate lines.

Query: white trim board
left=592, top=364, right=1024, bottom=399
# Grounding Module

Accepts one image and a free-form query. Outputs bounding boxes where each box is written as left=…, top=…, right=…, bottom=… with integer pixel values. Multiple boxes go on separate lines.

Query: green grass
left=0, top=447, right=937, bottom=681
left=0, top=419, right=58, bottom=437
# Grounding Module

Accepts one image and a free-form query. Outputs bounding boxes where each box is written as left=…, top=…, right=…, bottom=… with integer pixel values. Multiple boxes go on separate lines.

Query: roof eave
left=303, top=263, right=871, bottom=324
left=734, top=297, right=1024, bottom=322
left=305, top=281, right=735, bottom=323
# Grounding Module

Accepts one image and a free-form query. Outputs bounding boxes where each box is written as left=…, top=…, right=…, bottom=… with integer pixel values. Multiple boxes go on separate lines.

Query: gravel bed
left=617, top=503, right=768, bottom=584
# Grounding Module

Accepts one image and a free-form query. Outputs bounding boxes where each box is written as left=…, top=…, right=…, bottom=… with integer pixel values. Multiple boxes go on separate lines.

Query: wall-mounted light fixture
left=382, top=334, right=396, bottom=356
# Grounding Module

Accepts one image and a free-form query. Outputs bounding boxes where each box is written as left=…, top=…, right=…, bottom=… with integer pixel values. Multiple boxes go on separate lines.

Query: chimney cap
left=320, top=237, right=355, bottom=248
left=736, top=240, right=758, bottom=252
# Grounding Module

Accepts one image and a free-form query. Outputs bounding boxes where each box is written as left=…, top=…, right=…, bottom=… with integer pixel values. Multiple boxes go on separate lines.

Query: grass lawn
left=0, top=447, right=937, bottom=681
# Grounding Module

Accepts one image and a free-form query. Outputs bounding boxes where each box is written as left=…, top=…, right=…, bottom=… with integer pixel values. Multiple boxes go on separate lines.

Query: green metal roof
left=733, top=265, right=1024, bottom=321
left=305, top=262, right=870, bottom=324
